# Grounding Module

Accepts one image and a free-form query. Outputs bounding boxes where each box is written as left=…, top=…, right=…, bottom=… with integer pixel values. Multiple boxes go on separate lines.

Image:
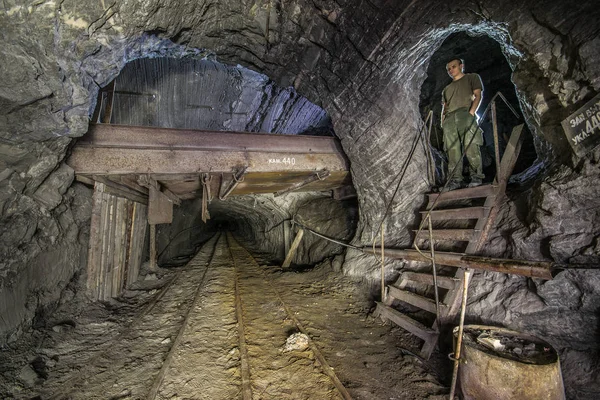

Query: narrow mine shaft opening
left=85, top=56, right=358, bottom=270
left=419, top=32, right=538, bottom=183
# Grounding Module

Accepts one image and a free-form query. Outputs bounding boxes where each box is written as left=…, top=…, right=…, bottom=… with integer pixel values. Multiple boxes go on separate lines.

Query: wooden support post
left=149, top=223, right=157, bottom=272
left=219, top=166, right=248, bottom=200
left=138, top=175, right=181, bottom=206
left=274, top=170, right=330, bottom=197
left=102, top=80, right=116, bottom=123
left=283, top=220, right=291, bottom=260
left=281, top=228, right=304, bottom=269
left=86, top=182, right=105, bottom=300
left=364, top=247, right=557, bottom=280
left=491, top=101, right=501, bottom=179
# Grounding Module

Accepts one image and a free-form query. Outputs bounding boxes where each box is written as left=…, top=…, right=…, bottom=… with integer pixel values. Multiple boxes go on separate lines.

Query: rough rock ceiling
left=98, top=57, right=333, bottom=135
left=1, top=1, right=600, bottom=398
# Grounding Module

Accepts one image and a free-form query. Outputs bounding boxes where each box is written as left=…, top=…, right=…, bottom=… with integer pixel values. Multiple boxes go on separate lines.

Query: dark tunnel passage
left=419, top=32, right=538, bottom=183
left=2, top=2, right=600, bottom=399
left=91, top=57, right=359, bottom=270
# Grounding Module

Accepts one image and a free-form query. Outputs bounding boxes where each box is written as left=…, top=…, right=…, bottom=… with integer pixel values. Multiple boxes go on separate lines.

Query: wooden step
left=420, top=206, right=486, bottom=220
left=388, top=286, right=447, bottom=314
left=375, top=302, right=438, bottom=342
left=401, top=271, right=459, bottom=290
left=427, top=184, right=497, bottom=205
left=413, top=228, right=478, bottom=242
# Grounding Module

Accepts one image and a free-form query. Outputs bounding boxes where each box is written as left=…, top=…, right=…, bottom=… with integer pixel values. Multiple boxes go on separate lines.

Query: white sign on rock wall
left=561, top=93, right=600, bottom=157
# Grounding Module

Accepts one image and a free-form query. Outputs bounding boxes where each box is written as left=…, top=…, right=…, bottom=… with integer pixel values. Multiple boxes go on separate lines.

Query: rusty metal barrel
left=454, top=325, right=566, bottom=400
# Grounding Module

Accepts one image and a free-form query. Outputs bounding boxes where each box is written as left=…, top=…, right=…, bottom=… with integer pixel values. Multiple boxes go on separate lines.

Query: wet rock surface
left=0, top=0, right=599, bottom=398
left=0, top=236, right=447, bottom=399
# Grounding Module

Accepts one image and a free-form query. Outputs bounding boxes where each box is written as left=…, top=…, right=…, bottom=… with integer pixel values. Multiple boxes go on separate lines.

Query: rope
left=370, top=111, right=434, bottom=264
left=291, top=219, right=363, bottom=251
left=412, top=91, right=516, bottom=259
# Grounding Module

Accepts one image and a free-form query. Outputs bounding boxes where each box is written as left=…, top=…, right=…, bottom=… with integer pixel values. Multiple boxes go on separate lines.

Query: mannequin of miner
left=441, top=58, right=485, bottom=190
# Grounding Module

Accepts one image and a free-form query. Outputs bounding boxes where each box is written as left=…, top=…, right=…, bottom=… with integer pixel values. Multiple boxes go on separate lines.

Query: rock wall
left=156, top=198, right=218, bottom=267
left=1, top=1, right=599, bottom=397
left=207, top=192, right=357, bottom=266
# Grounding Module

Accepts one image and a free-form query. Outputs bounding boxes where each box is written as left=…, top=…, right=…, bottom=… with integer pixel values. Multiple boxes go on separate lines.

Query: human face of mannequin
left=446, top=60, right=464, bottom=81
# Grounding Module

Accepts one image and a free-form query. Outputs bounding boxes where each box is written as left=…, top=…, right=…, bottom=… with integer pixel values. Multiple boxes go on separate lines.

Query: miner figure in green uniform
left=441, top=58, right=485, bottom=190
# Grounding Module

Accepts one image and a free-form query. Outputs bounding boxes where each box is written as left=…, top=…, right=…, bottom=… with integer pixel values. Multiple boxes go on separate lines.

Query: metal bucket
left=454, top=325, right=566, bottom=400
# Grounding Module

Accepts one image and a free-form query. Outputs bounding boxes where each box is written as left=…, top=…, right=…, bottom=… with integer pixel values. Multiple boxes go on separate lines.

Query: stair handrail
left=413, top=91, right=522, bottom=255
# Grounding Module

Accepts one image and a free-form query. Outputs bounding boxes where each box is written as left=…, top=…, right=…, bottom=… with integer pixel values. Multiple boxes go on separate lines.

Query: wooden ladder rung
left=401, top=271, right=459, bottom=290
left=388, top=286, right=447, bottom=314
left=420, top=206, right=486, bottom=220
left=375, top=302, right=438, bottom=342
left=413, top=228, right=478, bottom=242
left=427, top=184, right=497, bottom=205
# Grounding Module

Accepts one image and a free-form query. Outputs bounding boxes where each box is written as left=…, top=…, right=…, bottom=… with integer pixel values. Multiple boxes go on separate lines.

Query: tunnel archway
left=419, top=32, right=538, bottom=183
left=86, top=55, right=358, bottom=269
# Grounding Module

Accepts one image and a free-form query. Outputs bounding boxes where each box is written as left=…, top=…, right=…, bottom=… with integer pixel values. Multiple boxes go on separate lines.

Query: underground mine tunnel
left=1, top=1, right=600, bottom=399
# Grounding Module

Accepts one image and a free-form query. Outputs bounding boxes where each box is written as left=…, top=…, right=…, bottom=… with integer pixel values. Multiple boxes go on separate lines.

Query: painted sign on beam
left=561, top=93, right=600, bottom=157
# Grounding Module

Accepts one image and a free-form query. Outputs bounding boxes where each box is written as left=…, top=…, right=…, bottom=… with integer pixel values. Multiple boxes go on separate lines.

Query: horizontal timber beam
left=76, top=176, right=148, bottom=204
left=137, top=175, right=182, bottom=205
left=68, top=149, right=347, bottom=176
left=78, top=124, right=345, bottom=154
left=363, top=247, right=559, bottom=280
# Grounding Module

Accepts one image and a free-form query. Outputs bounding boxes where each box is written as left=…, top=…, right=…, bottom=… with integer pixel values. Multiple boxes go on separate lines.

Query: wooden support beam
left=116, top=175, right=150, bottom=196
left=274, top=170, right=330, bottom=197
left=76, top=124, right=345, bottom=154
left=138, top=175, right=181, bottom=205
left=69, top=147, right=347, bottom=176
left=102, top=80, right=116, bottom=123
left=68, top=125, right=349, bottom=176
left=219, top=167, right=248, bottom=200
left=149, top=224, right=157, bottom=272
left=86, top=182, right=105, bottom=300
left=363, top=247, right=558, bottom=280
left=76, top=175, right=148, bottom=205
left=148, top=186, right=173, bottom=225
left=281, top=228, right=304, bottom=269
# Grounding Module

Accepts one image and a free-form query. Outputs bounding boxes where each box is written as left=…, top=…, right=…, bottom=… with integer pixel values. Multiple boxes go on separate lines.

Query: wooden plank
left=97, top=192, right=111, bottom=301
left=388, top=286, right=447, bottom=314
left=148, top=186, right=173, bottom=225
left=85, top=182, right=105, bottom=300
left=281, top=228, right=304, bottom=269
left=414, top=229, right=477, bottom=242
left=427, top=184, right=496, bottom=207
left=122, top=200, right=134, bottom=289
left=111, top=198, right=122, bottom=297
left=420, top=206, right=486, bottom=220
left=112, top=197, right=128, bottom=297
left=274, top=170, right=330, bottom=197
left=128, top=203, right=147, bottom=285
left=497, top=124, right=524, bottom=183
left=375, top=302, right=438, bottom=341
left=149, top=224, right=157, bottom=272
left=68, top=147, right=348, bottom=175
left=76, top=175, right=148, bottom=204
left=116, top=175, right=150, bottom=196
left=92, top=175, right=148, bottom=202
left=401, top=272, right=459, bottom=290
left=138, top=175, right=181, bottom=205
left=78, top=124, right=345, bottom=154
left=101, top=80, right=116, bottom=123
left=366, top=248, right=557, bottom=280
left=104, top=195, right=117, bottom=300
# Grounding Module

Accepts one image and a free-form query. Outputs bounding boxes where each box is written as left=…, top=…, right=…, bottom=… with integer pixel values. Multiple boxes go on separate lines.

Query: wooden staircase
left=375, top=124, right=524, bottom=359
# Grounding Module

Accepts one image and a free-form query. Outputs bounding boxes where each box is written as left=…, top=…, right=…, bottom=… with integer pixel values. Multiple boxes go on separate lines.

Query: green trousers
left=442, top=108, right=484, bottom=182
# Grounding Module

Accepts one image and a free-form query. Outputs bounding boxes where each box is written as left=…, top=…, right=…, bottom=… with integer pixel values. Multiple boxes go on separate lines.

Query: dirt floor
left=0, top=233, right=450, bottom=399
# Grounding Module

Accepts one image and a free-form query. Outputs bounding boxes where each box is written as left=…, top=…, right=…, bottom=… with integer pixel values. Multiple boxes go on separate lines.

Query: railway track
left=43, top=232, right=351, bottom=399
